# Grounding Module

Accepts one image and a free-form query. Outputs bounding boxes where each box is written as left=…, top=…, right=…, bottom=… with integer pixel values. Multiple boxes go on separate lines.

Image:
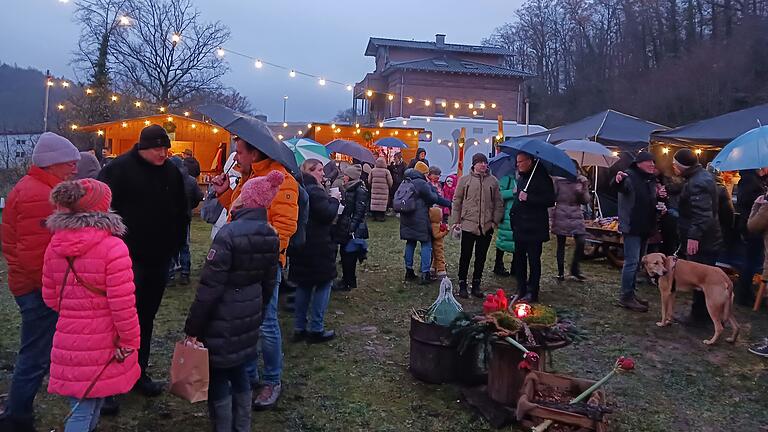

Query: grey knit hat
left=75, top=152, right=101, bottom=179
left=32, top=132, right=80, bottom=168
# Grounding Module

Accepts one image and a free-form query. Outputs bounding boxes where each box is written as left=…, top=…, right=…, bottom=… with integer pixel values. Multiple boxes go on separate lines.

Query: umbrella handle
left=523, top=159, right=540, bottom=192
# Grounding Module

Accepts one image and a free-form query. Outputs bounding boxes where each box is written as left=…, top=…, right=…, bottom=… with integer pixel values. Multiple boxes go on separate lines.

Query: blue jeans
left=209, top=364, right=250, bottom=402
left=246, top=267, right=282, bottom=386
left=294, top=281, right=333, bottom=333
left=621, top=235, right=647, bottom=300
left=65, top=397, right=104, bottom=432
left=168, top=225, right=192, bottom=279
left=404, top=240, right=432, bottom=274
left=4, top=290, right=57, bottom=423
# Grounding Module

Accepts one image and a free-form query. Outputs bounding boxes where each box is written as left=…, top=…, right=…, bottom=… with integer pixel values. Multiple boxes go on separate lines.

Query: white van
left=383, top=116, right=546, bottom=178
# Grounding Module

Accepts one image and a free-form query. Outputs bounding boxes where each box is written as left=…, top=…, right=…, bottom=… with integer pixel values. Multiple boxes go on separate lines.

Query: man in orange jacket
left=211, top=137, right=298, bottom=409
left=1, top=133, right=80, bottom=431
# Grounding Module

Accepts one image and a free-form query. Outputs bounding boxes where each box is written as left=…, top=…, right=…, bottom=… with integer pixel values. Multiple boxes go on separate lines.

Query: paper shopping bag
left=169, top=340, right=209, bottom=403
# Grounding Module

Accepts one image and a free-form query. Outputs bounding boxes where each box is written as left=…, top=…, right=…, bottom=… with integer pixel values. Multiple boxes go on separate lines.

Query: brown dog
left=641, top=253, right=739, bottom=345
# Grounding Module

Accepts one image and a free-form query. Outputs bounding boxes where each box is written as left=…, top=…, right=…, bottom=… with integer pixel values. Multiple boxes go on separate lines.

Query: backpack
left=393, top=179, right=418, bottom=213
left=288, top=182, right=310, bottom=255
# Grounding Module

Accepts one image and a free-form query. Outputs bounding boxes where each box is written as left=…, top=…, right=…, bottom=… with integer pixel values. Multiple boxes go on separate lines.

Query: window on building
left=434, top=98, right=447, bottom=116
left=473, top=100, right=485, bottom=118
left=15, top=150, right=26, bottom=158
left=472, top=127, right=484, bottom=135
left=16, top=139, right=26, bottom=146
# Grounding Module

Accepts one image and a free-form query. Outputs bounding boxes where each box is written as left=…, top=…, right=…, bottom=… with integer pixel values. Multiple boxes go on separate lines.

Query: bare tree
left=109, top=0, right=230, bottom=106
left=186, top=88, right=254, bottom=114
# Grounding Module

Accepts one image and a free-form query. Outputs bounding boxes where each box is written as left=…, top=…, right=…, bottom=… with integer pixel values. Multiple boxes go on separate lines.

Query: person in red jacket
left=0, top=132, right=80, bottom=431
left=42, top=179, right=141, bottom=432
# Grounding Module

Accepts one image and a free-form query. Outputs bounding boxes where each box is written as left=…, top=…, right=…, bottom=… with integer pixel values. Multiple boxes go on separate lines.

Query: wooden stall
left=305, top=122, right=424, bottom=162
left=79, top=114, right=232, bottom=180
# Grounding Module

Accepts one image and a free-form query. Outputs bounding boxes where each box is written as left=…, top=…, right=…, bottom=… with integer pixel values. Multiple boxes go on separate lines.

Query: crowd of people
left=2, top=126, right=768, bottom=432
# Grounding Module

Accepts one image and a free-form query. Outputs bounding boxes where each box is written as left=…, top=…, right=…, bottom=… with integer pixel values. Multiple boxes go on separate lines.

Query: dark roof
left=381, top=56, right=532, bottom=78
left=525, top=109, right=669, bottom=151
left=652, top=103, right=768, bottom=148
left=365, top=37, right=514, bottom=56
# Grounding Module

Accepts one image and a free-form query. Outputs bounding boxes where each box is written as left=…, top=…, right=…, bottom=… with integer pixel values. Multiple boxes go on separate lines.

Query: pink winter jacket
left=42, top=211, right=141, bottom=399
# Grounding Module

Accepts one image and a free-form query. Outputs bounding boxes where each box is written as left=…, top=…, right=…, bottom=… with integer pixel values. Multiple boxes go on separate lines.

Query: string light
left=441, top=101, right=447, bottom=108
left=70, top=124, right=78, bottom=130
left=307, top=123, right=313, bottom=128
left=449, top=114, right=454, bottom=119
left=335, top=128, right=341, bottom=133
left=378, top=122, right=384, bottom=127
left=183, top=111, right=190, bottom=116
left=662, top=147, right=670, bottom=154
left=388, top=94, right=394, bottom=101
left=355, top=123, right=360, bottom=128
left=407, top=97, right=413, bottom=104
left=144, top=120, right=151, bottom=126
left=170, top=33, right=181, bottom=44
left=97, top=130, right=104, bottom=136
left=454, top=102, right=460, bottom=109
left=57, top=104, right=65, bottom=110
left=254, top=59, right=263, bottom=69
left=695, top=149, right=702, bottom=155
left=346, top=85, right=353, bottom=91
left=111, top=95, right=118, bottom=102
left=485, top=138, right=490, bottom=144
left=612, top=151, right=619, bottom=157
left=118, top=16, right=131, bottom=26
left=298, top=130, right=303, bottom=135
left=85, top=88, right=93, bottom=95
left=289, top=70, right=296, bottom=77
left=375, top=130, right=380, bottom=135
left=438, top=139, right=442, bottom=144
left=166, top=116, right=173, bottom=121
left=121, top=122, right=128, bottom=128
left=134, top=101, right=142, bottom=108
left=468, top=103, right=474, bottom=109
left=282, top=122, right=288, bottom=128
left=366, top=89, right=373, bottom=97
left=216, top=47, right=226, bottom=57
left=318, top=78, right=326, bottom=86
left=46, top=80, right=54, bottom=87
left=473, top=110, right=478, bottom=116
left=424, top=100, right=431, bottom=106
left=402, top=120, right=408, bottom=125
left=426, top=118, right=430, bottom=122
left=316, top=126, right=322, bottom=131
left=213, top=128, right=219, bottom=134
left=331, top=123, right=336, bottom=129
left=61, top=81, right=70, bottom=88
left=191, top=124, right=197, bottom=129
left=491, top=103, right=497, bottom=108
left=159, top=106, right=166, bottom=112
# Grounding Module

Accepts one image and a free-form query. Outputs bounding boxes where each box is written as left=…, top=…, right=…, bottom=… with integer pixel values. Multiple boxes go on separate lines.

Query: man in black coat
left=673, top=149, right=722, bottom=323
left=734, top=169, right=768, bottom=305
left=611, top=151, right=657, bottom=312
left=98, top=125, right=189, bottom=396
left=183, top=148, right=202, bottom=178
left=407, top=147, right=429, bottom=169
left=511, top=152, right=555, bottom=303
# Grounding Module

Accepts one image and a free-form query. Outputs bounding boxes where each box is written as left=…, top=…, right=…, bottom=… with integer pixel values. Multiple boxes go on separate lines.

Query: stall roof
left=525, top=109, right=669, bottom=151
left=652, top=103, right=768, bottom=148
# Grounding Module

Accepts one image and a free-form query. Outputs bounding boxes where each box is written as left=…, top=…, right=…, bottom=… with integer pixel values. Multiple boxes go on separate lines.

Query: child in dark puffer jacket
left=184, top=171, right=282, bottom=432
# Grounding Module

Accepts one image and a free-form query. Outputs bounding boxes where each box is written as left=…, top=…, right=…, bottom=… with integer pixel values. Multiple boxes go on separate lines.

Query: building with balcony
left=353, top=34, right=532, bottom=125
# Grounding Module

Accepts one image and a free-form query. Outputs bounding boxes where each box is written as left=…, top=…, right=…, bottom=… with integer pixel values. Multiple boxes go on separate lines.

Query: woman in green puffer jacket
left=493, top=174, right=517, bottom=275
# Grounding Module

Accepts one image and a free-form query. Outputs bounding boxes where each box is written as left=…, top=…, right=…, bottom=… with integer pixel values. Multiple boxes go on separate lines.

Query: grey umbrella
left=326, top=139, right=376, bottom=164
left=197, top=104, right=299, bottom=176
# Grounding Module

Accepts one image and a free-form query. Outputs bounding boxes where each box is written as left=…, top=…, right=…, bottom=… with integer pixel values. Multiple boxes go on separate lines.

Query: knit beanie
left=75, top=152, right=101, bottom=180
left=428, top=165, right=442, bottom=176
left=240, top=170, right=285, bottom=209
left=633, top=151, right=655, bottom=164
left=137, top=125, right=171, bottom=150
left=32, top=132, right=81, bottom=168
left=472, top=153, right=489, bottom=167
left=673, top=148, right=698, bottom=168
left=414, top=161, right=429, bottom=175
left=50, top=178, right=112, bottom=213
left=344, top=164, right=363, bottom=181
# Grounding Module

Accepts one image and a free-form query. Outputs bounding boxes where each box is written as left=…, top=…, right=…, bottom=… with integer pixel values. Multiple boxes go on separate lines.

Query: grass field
left=1, top=216, right=768, bottom=431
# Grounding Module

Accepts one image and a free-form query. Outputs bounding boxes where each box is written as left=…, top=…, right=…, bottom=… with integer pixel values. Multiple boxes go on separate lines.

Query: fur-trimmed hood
left=47, top=211, right=126, bottom=236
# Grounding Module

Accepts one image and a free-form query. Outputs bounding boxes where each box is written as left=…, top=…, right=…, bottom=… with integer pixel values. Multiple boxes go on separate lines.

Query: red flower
left=517, top=351, right=540, bottom=371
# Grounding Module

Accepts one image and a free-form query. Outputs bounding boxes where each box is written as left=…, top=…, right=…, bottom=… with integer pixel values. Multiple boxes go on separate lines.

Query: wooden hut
left=79, top=114, right=231, bottom=180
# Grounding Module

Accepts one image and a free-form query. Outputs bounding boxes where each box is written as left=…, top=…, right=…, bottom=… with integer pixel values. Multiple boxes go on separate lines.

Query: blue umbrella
left=374, top=137, right=407, bottom=148
left=489, top=152, right=516, bottom=179
left=500, top=137, right=577, bottom=189
left=326, top=139, right=376, bottom=164
left=712, top=125, right=768, bottom=171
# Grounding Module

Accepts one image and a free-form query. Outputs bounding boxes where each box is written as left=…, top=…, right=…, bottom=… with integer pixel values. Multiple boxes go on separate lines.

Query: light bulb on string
left=662, top=147, right=670, bottom=154
left=111, top=95, right=118, bottom=102
left=57, top=104, right=65, bottom=110
left=255, top=59, right=263, bottom=69
left=170, top=33, right=181, bottom=44
left=134, top=101, right=142, bottom=108
left=449, top=114, right=454, bottom=119
left=85, top=88, right=93, bottom=95
left=216, top=47, right=226, bottom=57
left=491, top=103, right=497, bottom=109
left=278, top=134, right=284, bottom=140
left=289, top=70, right=296, bottom=77
left=468, top=103, right=474, bottom=109
left=331, top=123, right=336, bottom=129
left=346, top=85, right=353, bottom=91
left=159, top=107, right=166, bottom=112
left=144, top=120, right=151, bottom=126
left=191, top=124, right=197, bottom=129
left=121, top=122, right=128, bottom=128
left=307, top=123, right=312, bottom=128
left=213, top=128, right=219, bottom=134
left=61, top=81, right=70, bottom=88
left=402, top=120, right=408, bottom=126
left=46, top=80, right=54, bottom=87
left=378, top=122, right=384, bottom=127
left=454, top=102, right=460, bottom=109
left=183, top=111, right=190, bottom=116
left=97, top=130, right=104, bottom=136
left=118, top=16, right=131, bottom=26
left=407, top=97, right=413, bottom=104
left=441, top=101, right=447, bottom=108
left=426, top=118, right=430, bottom=122
left=70, top=124, right=78, bottom=130
left=472, top=110, right=478, bottom=116
left=318, top=78, right=326, bottom=86
left=388, top=94, right=394, bottom=101
left=167, top=116, right=173, bottom=121
left=366, top=89, right=373, bottom=97
left=424, top=100, right=431, bottom=106
left=282, top=122, right=288, bottom=128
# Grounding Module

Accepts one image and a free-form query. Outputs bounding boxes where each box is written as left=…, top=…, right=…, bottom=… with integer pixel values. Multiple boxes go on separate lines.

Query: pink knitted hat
left=240, top=170, right=285, bottom=209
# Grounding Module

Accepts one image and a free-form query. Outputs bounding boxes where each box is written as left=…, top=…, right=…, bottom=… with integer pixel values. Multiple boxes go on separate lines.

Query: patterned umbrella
left=283, top=138, right=331, bottom=165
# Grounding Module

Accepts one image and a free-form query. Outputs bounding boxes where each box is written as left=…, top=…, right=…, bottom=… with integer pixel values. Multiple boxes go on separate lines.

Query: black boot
left=471, top=279, right=484, bottom=298
left=521, top=286, right=539, bottom=303
left=419, top=272, right=432, bottom=285
left=458, top=280, right=469, bottom=299
left=405, top=268, right=417, bottom=281
left=493, top=249, right=510, bottom=276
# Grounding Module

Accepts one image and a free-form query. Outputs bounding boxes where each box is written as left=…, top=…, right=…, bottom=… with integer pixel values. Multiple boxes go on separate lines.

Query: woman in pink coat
left=42, top=178, right=140, bottom=432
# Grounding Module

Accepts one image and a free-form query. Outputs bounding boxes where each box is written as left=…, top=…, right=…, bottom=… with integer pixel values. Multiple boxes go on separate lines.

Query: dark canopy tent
left=525, top=109, right=669, bottom=152
left=651, top=103, right=768, bottom=148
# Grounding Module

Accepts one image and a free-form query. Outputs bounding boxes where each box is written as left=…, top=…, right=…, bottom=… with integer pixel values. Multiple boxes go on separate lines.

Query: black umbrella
left=197, top=104, right=299, bottom=176
left=326, top=139, right=376, bottom=164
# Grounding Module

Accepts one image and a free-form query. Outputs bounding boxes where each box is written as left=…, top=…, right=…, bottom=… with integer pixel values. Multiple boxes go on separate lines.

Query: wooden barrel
left=409, top=316, right=462, bottom=384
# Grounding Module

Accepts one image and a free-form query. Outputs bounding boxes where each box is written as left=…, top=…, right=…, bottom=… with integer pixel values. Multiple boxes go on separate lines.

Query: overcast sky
left=1, top=0, right=523, bottom=122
